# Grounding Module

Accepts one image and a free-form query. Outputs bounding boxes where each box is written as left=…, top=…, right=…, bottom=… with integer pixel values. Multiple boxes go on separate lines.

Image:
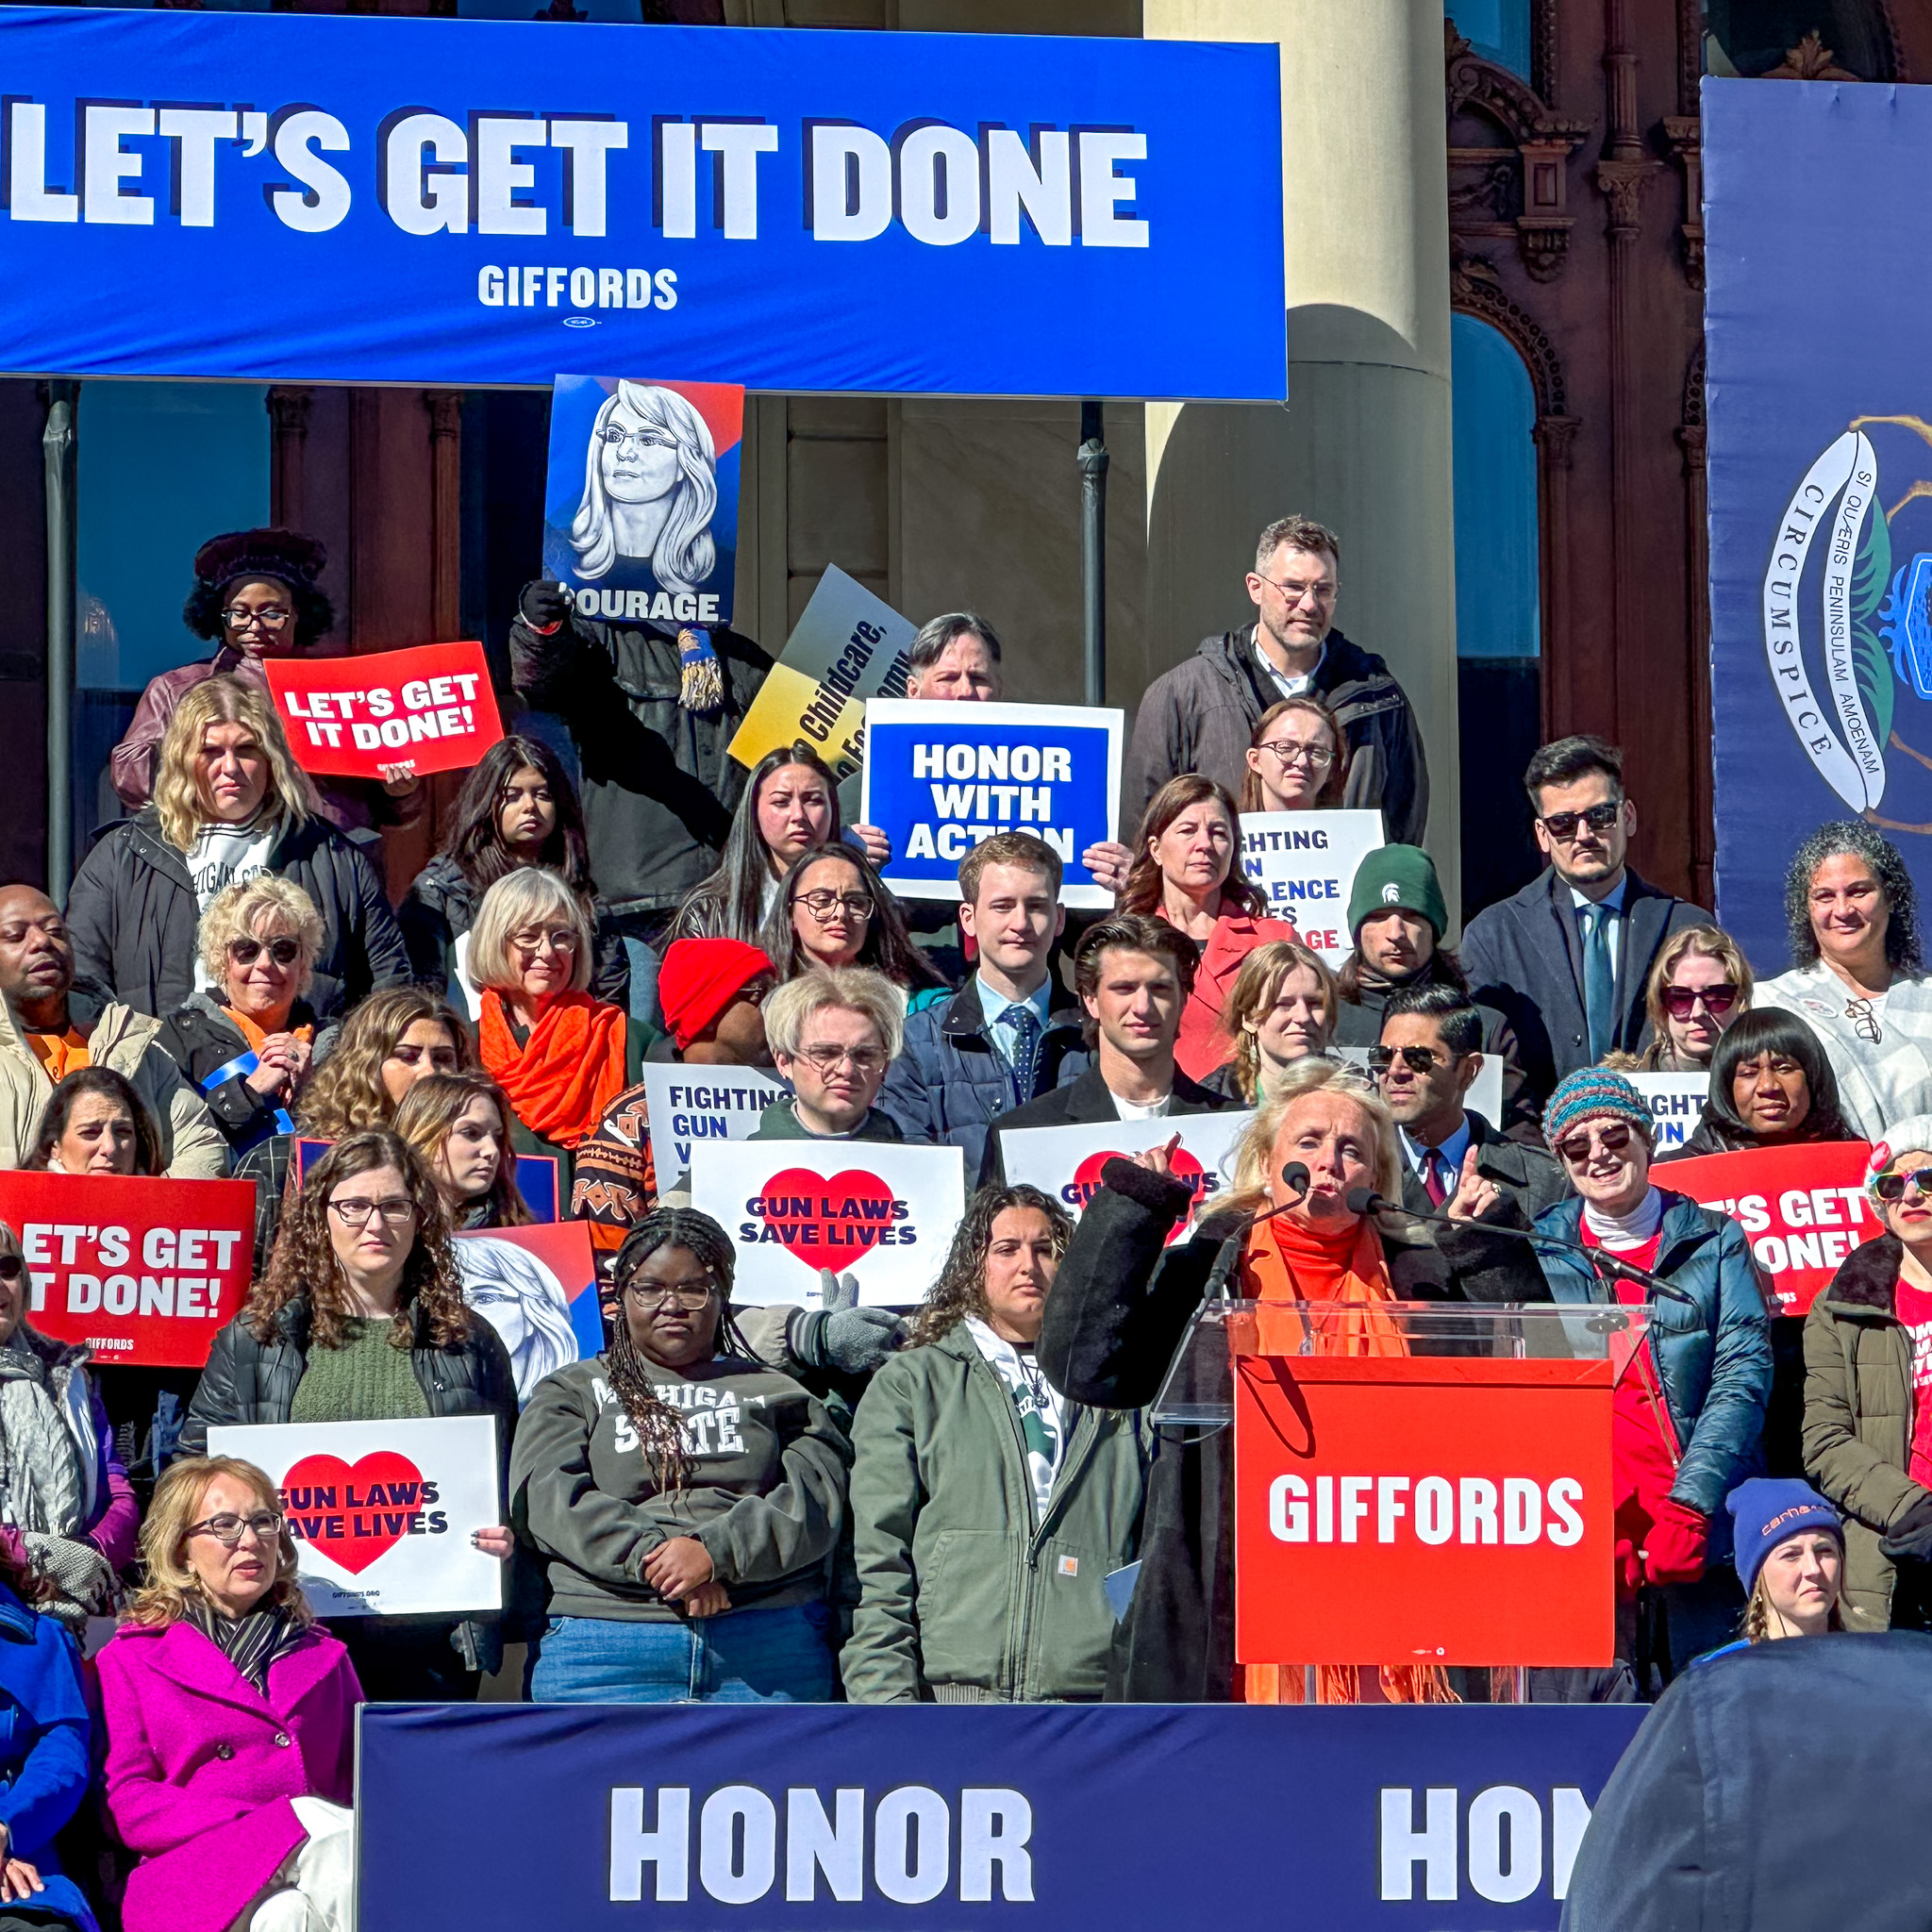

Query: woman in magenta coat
left=96, top=1456, right=361, bottom=1932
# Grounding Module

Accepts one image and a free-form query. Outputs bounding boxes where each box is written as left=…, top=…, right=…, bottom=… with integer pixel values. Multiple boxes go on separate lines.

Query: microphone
left=1279, top=1161, right=1310, bottom=1198
left=1345, top=1187, right=1699, bottom=1307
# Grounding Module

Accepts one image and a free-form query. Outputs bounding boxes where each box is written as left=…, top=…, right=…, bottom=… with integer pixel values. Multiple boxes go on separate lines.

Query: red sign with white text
left=1234, top=1340, right=1614, bottom=1667
left=0, top=1172, right=255, bottom=1368
left=266, top=641, right=503, bottom=779
left=1660, top=1141, right=1875, bottom=1314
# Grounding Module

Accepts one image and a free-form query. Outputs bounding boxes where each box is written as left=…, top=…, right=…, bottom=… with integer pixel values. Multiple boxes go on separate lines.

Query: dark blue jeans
left=529, top=1604, right=833, bottom=1704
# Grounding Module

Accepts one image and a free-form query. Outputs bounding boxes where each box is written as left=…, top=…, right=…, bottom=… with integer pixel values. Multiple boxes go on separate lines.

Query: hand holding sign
left=266, top=641, right=503, bottom=780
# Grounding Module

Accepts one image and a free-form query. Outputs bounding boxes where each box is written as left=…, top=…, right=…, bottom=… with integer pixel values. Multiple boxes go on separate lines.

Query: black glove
left=1880, top=1491, right=1932, bottom=1562
left=792, top=1271, right=905, bottom=1375
left=519, top=579, right=573, bottom=630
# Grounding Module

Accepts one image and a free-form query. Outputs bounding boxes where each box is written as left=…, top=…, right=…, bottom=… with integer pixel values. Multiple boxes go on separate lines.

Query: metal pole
left=42, top=381, right=78, bottom=904
left=1078, top=398, right=1108, bottom=707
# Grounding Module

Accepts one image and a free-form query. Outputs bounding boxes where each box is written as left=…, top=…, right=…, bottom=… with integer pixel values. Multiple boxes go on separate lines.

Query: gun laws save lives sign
left=1000, top=1112, right=1254, bottom=1244
left=208, top=1416, right=503, bottom=1617
left=688, top=1142, right=965, bottom=1307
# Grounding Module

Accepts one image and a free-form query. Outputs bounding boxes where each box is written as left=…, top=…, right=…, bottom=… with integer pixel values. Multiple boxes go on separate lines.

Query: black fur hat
left=184, top=527, right=334, bottom=647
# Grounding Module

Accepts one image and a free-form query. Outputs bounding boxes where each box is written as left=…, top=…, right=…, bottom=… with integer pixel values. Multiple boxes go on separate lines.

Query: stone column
left=1140, top=0, right=1461, bottom=919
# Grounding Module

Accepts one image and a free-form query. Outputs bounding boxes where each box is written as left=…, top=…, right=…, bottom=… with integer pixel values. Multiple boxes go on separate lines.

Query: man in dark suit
left=979, top=913, right=1231, bottom=1187
left=1459, top=735, right=1711, bottom=1106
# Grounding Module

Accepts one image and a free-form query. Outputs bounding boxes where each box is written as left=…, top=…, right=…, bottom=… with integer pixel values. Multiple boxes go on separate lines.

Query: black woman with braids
left=509, top=1208, right=851, bottom=1702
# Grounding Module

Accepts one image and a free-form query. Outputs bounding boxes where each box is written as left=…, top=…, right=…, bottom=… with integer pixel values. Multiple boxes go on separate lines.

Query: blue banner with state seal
left=1705, top=76, right=1932, bottom=960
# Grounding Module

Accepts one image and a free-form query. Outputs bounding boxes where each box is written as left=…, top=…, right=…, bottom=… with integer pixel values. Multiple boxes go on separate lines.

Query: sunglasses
left=1539, top=801, right=1623, bottom=842
left=228, top=937, right=301, bottom=968
left=1554, top=1123, right=1635, bottom=1165
left=1367, top=1044, right=1446, bottom=1074
left=1660, top=982, right=1740, bottom=1021
left=1874, top=1168, right=1932, bottom=1204
left=0, top=1256, right=20, bottom=1282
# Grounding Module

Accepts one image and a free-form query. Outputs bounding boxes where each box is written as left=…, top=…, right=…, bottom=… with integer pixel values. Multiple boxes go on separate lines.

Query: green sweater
left=290, top=1317, right=433, bottom=1424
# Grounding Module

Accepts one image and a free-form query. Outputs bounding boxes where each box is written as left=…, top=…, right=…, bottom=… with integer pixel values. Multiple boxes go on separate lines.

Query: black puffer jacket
left=157, top=988, right=336, bottom=1158
left=399, top=854, right=630, bottom=1007
left=66, top=808, right=408, bottom=1021
left=509, top=606, right=771, bottom=916
left=1037, top=1161, right=1547, bottom=1702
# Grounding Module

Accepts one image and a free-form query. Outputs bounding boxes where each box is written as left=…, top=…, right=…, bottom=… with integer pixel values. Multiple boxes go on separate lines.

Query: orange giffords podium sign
left=1161, top=1301, right=1644, bottom=1673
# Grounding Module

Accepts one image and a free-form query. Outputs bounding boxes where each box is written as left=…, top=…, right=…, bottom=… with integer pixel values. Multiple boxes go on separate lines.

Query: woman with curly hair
left=510, top=1208, right=849, bottom=1703
left=110, top=525, right=420, bottom=839
left=400, top=734, right=630, bottom=1008
left=67, top=675, right=408, bottom=1021
left=843, top=1183, right=1150, bottom=1705
left=1756, top=820, right=1932, bottom=1139
left=96, top=1455, right=360, bottom=1932
left=181, top=1131, right=518, bottom=1700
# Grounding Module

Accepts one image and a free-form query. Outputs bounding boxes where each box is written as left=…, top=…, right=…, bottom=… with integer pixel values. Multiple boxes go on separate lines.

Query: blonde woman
left=470, top=867, right=644, bottom=1187
left=158, top=876, right=327, bottom=1158
left=67, top=675, right=408, bottom=1020
left=1203, top=937, right=1340, bottom=1104
left=1706, top=1480, right=1857, bottom=1654
left=1635, top=924, right=1755, bottom=1073
left=571, top=381, right=719, bottom=592
left=96, top=1456, right=360, bottom=1932
left=1038, top=1058, right=1542, bottom=1704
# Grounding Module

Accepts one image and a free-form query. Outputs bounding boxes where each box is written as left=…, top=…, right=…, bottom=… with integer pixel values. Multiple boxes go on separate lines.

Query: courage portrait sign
left=688, top=1141, right=966, bottom=1307
left=0, top=1172, right=255, bottom=1370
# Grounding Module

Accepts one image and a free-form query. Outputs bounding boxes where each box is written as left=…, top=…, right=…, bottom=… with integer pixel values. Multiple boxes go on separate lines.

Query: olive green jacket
left=841, top=1323, right=1149, bottom=1704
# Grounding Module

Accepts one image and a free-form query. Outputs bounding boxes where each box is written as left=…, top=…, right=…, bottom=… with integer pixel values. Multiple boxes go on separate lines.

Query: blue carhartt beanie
left=1726, top=1478, right=1843, bottom=1596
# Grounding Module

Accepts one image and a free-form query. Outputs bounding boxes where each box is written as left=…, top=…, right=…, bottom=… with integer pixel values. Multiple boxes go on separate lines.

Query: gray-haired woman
left=1756, top=821, right=1932, bottom=1139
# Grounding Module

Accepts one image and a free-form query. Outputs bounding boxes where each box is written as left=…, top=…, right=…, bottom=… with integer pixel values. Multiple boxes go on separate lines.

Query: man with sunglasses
left=1121, top=514, right=1428, bottom=841
left=1461, top=735, right=1711, bottom=1105
left=0, top=883, right=225, bottom=1175
left=1374, top=987, right=1568, bottom=1244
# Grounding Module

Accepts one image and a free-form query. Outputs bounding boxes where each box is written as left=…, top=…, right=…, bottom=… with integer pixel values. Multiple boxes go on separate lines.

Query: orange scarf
left=1236, top=1210, right=1450, bottom=1707
left=478, top=990, right=627, bottom=1152
left=25, top=1028, right=90, bottom=1082
left=222, top=1008, right=313, bottom=1055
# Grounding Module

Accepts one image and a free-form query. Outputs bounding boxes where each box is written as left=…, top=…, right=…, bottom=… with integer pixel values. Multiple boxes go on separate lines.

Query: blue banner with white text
left=357, top=1702, right=1645, bottom=1931
left=0, top=8, right=1285, bottom=400
left=1706, top=77, right=1932, bottom=958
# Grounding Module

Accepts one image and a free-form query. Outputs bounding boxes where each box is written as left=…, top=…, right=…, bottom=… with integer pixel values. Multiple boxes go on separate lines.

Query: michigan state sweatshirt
left=508, top=1353, right=850, bottom=1621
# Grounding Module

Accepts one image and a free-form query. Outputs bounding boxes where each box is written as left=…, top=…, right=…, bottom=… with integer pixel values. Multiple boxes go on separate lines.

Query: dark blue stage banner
left=357, top=1702, right=1645, bottom=1930
left=1706, top=77, right=1932, bottom=960
left=0, top=8, right=1284, bottom=400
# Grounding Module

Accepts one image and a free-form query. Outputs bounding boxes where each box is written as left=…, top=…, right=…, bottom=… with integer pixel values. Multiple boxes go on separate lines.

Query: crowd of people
left=0, top=510, right=1916, bottom=1924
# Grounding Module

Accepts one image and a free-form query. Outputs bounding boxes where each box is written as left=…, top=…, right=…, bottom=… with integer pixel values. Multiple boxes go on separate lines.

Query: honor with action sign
left=862, top=699, right=1124, bottom=909
left=266, top=641, right=503, bottom=780
left=689, top=1141, right=965, bottom=1307
left=1000, top=1112, right=1253, bottom=1244
left=0, top=1172, right=255, bottom=1368
left=1238, top=809, right=1384, bottom=964
left=208, top=1416, right=503, bottom=1618
left=639, top=1065, right=785, bottom=1195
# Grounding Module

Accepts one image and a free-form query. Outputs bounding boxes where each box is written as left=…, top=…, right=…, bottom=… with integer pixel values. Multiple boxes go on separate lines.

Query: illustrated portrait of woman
left=451, top=1233, right=582, bottom=1405
left=570, top=381, right=719, bottom=594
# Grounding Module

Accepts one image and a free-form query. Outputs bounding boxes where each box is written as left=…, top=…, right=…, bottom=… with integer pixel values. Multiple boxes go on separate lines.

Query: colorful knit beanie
left=1542, top=1067, right=1656, bottom=1149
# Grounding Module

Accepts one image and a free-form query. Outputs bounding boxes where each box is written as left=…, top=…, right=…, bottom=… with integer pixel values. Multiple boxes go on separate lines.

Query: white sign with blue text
left=1238, top=809, right=1386, bottom=963
left=1626, top=1073, right=1710, bottom=1151
left=862, top=699, right=1123, bottom=908
left=641, top=1064, right=786, bottom=1194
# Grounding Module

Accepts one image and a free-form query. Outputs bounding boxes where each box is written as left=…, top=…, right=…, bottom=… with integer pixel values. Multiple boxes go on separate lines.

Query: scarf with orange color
left=478, top=990, right=627, bottom=1152
left=1236, top=1209, right=1456, bottom=1706
left=222, top=1008, right=313, bottom=1055
left=25, top=1028, right=89, bottom=1082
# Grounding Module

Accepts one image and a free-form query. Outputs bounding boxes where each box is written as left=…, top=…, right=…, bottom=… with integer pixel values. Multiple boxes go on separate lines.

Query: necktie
left=1423, top=1149, right=1449, bottom=1208
left=1006, top=1004, right=1042, bottom=1102
left=1581, top=903, right=1616, bottom=1061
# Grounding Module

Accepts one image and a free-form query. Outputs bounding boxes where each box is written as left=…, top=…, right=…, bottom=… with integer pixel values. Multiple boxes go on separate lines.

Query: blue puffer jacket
left=1534, top=1191, right=1773, bottom=1542
left=0, top=1578, right=96, bottom=1931
left=875, top=980, right=1088, bottom=1176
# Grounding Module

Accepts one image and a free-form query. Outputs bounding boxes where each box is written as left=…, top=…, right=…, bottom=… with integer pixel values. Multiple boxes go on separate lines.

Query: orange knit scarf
left=478, top=990, right=627, bottom=1152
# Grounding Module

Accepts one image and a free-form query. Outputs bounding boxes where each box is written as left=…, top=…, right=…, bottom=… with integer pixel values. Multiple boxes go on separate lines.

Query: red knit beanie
left=658, top=938, right=774, bottom=1051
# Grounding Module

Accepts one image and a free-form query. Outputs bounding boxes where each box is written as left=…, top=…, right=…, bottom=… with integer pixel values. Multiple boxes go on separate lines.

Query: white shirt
left=186, top=816, right=276, bottom=990
left=1112, top=1091, right=1174, bottom=1122
left=1256, top=638, right=1325, bottom=701
left=1757, top=962, right=1932, bottom=1140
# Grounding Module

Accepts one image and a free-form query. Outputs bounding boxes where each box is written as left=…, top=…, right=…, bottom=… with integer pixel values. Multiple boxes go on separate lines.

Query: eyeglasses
left=509, top=926, right=580, bottom=954
left=1257, top=741, right=1335, bottom=771
left=189, top=1510, right=284, bottom=1548
left=1538, top=801, right=1623, bottom=842
left=1367, top=1044, right=1447, bottom=1074
left=327, top=1196, right=416, bottom=1227
left=220, top=606, right=292, bottom=629
left=1253, top=573, right=1336, bottom=608
left=598, top=425, right=676, bottom=450
left=1660, top=982, right=1740, bottom=1021
left=793, top=891, right=873, bottom=921
left=1875, top=1168, right=1932, bottom=1203
left=1846, top=997, right=1883, bottom=1044
left=0, top=1257, right=21, bottom=1283
left=797, top=1043, right=887, bottom=1074
left=622, top=1277, right=716, bottom=1310
left=228, top=937, right=302, bottom=969
left=1554, top=1123, right=1636, bottom=1165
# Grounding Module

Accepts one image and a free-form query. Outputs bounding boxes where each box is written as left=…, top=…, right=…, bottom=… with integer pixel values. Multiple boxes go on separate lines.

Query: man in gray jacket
left=1123, top=513, right=1428, bottom=843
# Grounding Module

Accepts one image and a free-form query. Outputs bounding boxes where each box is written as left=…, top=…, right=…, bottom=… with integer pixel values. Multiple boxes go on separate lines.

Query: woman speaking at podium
left=1039, top=1057, right=1545, bottom=1704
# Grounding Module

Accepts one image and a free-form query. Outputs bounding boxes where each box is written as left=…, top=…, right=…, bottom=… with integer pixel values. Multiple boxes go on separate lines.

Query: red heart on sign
left=280, top=1452, right=428, bottom=1575
left=1071, top=1147, right=1207, bottom=1245
left=758, top=1167, right=898, bottom=1267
